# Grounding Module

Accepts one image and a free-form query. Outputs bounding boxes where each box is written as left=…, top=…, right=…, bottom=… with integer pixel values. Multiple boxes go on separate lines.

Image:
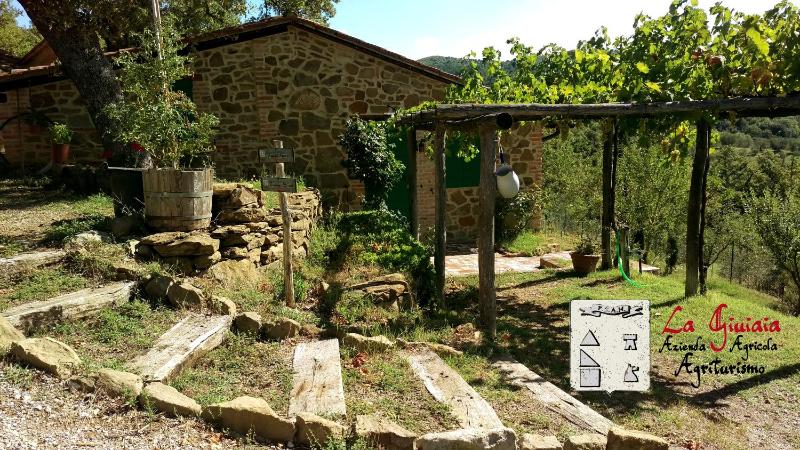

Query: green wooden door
left=385, top=130, right=481, bottom=221
left=386, top=130, right=411, bottom=219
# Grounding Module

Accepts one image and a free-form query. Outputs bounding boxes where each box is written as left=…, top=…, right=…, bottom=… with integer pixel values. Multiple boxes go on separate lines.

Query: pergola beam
left=397, top=96, right=800, bottom=124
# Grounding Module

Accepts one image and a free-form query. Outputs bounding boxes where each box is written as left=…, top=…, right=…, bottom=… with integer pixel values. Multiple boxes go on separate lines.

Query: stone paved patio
left=436, top=251, right=659, bottom=277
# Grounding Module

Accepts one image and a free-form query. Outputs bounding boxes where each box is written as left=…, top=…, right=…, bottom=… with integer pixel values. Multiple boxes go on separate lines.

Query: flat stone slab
left=288, top=338, right=346, bottom=417
left=407, top=350, right=503, bottom=430
left=129, top=313, right=232, bottom=382
left=3, top=282, right=134, bottom=333
left=0, top=249, right=65, bottom=271
left=492, top=355, right=613, bottom=435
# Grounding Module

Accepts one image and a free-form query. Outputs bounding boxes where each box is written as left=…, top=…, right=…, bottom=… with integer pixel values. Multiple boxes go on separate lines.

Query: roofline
left=16, top=40, right=50, bottom=67
left=1, top=16, right=462, bottom=90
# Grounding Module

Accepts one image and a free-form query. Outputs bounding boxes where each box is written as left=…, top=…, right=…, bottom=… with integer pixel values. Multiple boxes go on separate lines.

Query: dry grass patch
left=38, top=300, right=179, bottom=371
left=170, top=333, right=294, bottom=411
left=0, top=267, right=91, bottom=312
left=341, top=346, right=459, bottom=435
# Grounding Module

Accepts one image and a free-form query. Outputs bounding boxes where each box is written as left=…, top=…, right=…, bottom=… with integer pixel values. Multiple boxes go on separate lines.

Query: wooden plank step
left=288, top=338, right=346, bottom=417
left=3, top=282, right=134, bottom=333
left=407, top=349, right=504, bottom=430
left=492, top=355, right=613, bottom=435
left=130, top=313, right=232, bottom=383
left=0, top=249, right=66, bottom=272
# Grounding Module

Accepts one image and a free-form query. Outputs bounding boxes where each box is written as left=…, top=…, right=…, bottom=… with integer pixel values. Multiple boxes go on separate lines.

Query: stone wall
left=415, top=122, right=544, bottom=243
left=0, top=80, right=100, bottom=169
left=0, top=24, right=543, bottom=240
left=135, top=184, right=321, bottom=275
left=193, top=25, right=447, bottom=209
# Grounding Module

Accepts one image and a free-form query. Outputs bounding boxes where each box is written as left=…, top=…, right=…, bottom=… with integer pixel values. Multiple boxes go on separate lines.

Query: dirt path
left=0, top=364, right=275, bottom=450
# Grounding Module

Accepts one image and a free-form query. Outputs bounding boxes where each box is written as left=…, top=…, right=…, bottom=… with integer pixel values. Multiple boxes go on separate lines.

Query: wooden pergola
left=397, top=95, right=800, bottom=339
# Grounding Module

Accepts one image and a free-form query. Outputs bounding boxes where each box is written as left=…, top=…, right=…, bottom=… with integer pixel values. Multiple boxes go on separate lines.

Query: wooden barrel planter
left=142, top=168, right=213, bottom=231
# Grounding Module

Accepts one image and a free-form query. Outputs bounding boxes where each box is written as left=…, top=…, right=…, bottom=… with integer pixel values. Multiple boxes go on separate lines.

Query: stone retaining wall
left=135, top=184, right=321, bottom=274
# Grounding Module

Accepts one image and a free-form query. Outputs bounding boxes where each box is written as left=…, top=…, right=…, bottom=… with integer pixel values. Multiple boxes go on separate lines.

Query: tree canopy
left=0, top=0, right=40, bottom=57
left=449, top=0, right=800, bottom=106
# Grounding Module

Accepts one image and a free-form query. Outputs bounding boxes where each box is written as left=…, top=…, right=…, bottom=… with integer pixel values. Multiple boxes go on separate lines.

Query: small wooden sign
left=261, top=176, right=298, bottom=193
left=259, top=147, right=295, bottom=163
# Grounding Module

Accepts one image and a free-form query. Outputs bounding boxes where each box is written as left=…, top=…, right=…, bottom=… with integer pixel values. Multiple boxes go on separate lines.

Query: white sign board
left=258, top=147, right=295, bottom=163
left=570, top=300, right=650, bottom=392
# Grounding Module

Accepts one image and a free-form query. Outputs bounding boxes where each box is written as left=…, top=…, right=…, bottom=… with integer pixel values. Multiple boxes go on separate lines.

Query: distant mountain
left=418, top=55, right=515, bottom=79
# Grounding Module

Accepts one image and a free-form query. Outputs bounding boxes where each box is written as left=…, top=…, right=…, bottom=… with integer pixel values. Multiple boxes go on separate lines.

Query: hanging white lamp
left=495, top=144, right=520, bottom=198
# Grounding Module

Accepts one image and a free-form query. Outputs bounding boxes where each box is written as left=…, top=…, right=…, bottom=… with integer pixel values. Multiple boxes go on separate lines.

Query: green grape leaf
left=746, top=28, right=770, bottom=56
left=636, top=62, right=651, bottom=74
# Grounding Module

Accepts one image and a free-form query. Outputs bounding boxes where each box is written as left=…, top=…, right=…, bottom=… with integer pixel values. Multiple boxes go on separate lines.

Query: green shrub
left=339, top=117, right=405, bottom=210
left=48, top=122, right=73, bottom=145
left=495, top=188, right=538, bottom=242
left=320, top=210, right=434, bottom=303
left=106, top=25, right=218, bottom=169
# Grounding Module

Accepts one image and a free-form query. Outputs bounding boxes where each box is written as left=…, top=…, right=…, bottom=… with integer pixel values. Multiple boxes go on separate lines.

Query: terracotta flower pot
left=570, top=252, right=601, bottom=274
left=51, top=144, right=70, bottom=164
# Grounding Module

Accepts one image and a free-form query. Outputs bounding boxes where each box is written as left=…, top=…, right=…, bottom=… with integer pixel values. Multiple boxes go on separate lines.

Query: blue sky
left=14, top=0, right=796, bottom=59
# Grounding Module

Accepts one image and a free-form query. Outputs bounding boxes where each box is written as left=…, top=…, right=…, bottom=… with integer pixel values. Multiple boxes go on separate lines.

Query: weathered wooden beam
left=130, top=313, right=232, bottom=382
left=686, top=120, right=711, bottom=297
left=0, top=250, right=66, bottom=273
left=288, top=338, right=346, bottom=417
left=477, top=123, right=497, bottom=339
left=274, top=140, right=295, bottom=308
left=434, top=124, right=447, bottom=307
left=600, top=121, right=614, bottom=270
left=406, top=126, right=419, bottom=240
left=3, top=282, right=134, bottom=333
left=396, top=96, right=800, bottom=124
left=408, top=350, right=504, bottom=430
left=492, top=356, right=613, bottom=435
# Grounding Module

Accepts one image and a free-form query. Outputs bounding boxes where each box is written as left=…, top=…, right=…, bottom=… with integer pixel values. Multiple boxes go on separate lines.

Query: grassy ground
left=500, top=230, right=579, bottom=256
left=0, top=179, right=114, bottom=254
left=432, top=269, right=800, bottom=450
left=37, top=300, right=179, bottom=372
left=171, top=333, right=294, bottom=411
left=0, top=268, right=91, bottom=312
left=340, top=345, right=459, bottom=434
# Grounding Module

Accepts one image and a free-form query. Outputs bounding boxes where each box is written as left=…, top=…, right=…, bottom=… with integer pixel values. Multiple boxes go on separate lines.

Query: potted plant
left=570, top=236, right=601, bottom=274
left=48, top=122, right=73, bottom=164
left=106, top=25, right=218, bottom=231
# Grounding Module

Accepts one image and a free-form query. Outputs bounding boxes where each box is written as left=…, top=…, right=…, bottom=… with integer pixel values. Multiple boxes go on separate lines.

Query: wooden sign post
left=260, top=140, right=295, bottom=308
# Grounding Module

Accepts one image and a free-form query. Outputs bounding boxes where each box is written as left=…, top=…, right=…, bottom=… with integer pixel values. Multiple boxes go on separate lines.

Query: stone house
left=0, top=16, right=541, bottom=241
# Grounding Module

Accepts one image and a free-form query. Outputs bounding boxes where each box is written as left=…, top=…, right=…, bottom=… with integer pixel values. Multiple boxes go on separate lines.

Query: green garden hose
left=616, top=230, right=644, bottom=288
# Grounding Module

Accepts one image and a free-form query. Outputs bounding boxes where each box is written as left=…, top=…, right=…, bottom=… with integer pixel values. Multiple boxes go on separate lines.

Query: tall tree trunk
left=19, top=1, right=125, bottom=155
left=686, top=120, right=710, bottom=297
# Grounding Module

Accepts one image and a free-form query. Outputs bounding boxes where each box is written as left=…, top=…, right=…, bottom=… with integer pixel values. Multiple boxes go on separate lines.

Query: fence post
left=273, top=140, right=295, bottom=308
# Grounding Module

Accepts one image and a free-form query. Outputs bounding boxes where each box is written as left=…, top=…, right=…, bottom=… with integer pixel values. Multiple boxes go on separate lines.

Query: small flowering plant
left=48, top=122, right=73, bottom=145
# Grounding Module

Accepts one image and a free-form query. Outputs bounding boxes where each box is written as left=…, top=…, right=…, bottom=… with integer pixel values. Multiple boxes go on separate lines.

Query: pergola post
left=434, top=124, right=447, bottom=307
left=686, top=120, right=710, bottom=297
left=406, top=126, right=419, bottom=240
left=600, top=120, right=615, bottom=270
left=478, top=122, right=497, bottom=339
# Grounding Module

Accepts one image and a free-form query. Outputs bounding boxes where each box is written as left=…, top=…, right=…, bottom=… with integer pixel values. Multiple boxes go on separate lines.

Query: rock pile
left=135, top=183, right=321, bottom=274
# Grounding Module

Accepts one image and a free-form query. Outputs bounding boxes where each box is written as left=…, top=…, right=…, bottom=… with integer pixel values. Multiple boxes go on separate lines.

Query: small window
left=0, top=93, right=7, bottom=104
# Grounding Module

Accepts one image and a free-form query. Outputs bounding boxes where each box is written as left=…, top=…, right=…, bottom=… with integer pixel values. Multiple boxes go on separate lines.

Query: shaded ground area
left=0, top=179, right=113, bottom=256
left=453, top=269, right=800, bottom=450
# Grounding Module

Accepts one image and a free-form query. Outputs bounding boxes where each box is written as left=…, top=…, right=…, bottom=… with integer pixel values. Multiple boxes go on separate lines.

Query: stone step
left=3, top=282, right=134, bottom=333
left=0, top=249, right=66, bottom=273
left=129, top=313, right=232, bottom=382
left=492, top=355, right=613, bottom=435
left=407, top=349, right=504, bottom=430
left=288, top=338, right=347, bottom=417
